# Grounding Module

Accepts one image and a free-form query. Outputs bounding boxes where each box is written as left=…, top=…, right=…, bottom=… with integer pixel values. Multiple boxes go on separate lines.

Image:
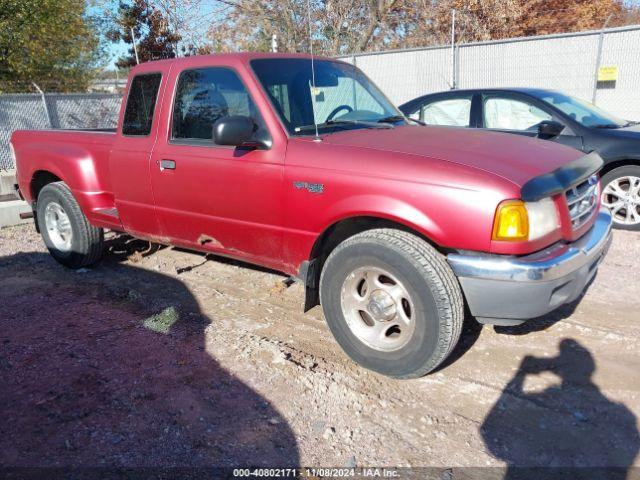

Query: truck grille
left=565, top=174, right=599, bottom=230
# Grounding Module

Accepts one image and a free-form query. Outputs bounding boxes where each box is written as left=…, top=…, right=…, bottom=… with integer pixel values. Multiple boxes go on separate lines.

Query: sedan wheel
left=601, top=169, right=640, bottom=230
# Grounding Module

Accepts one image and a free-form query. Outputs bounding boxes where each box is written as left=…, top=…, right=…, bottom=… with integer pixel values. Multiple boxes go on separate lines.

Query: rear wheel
left=601, top=165, right=640, bottom=231
left=37, top=182, right=104, bottom=268
left=319, top=228, right=464, bottom=379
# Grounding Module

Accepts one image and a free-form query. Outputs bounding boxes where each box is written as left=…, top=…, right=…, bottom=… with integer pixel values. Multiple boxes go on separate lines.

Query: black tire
left=36, top=181, right=104, bottom=268
left=601, top=165, right=640, bottom=231
left=319, top=228, right=464, bottom=379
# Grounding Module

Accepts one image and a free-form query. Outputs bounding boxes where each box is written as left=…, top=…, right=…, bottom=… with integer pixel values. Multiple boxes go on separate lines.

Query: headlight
left=526, top=197, right=560, bottom=240
left=493, top=197, right=559, bottom=241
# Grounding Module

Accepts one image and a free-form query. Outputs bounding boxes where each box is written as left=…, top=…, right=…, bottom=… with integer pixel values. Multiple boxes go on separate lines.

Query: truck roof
left=129, top=51, right=337, bottom=73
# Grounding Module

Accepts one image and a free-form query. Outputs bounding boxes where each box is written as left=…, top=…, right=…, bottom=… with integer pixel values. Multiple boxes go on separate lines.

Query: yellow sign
left=598, top=65, right=618, bottom=82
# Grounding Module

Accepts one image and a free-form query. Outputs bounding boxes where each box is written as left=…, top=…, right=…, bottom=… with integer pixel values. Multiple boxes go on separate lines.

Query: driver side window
left=172, top=67, right=262, bottom=141
left=484, top=97, right=552, bottom=131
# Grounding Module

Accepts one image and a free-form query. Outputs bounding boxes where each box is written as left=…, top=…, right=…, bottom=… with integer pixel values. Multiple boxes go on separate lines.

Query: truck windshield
left=251, top=58, right=404, bottom=135
left=535, top=91, right=628, bottom=129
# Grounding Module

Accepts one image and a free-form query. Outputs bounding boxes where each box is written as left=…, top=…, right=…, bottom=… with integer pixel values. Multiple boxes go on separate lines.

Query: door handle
left=158, top=159, right=176, bottom=171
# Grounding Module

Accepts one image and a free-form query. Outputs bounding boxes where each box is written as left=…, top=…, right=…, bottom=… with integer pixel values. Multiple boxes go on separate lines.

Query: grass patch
left=142, top=307, right=179, bottom=334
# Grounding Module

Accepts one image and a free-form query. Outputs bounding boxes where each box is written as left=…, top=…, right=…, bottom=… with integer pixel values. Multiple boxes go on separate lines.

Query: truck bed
left=11, top=128, right=119, bottom=229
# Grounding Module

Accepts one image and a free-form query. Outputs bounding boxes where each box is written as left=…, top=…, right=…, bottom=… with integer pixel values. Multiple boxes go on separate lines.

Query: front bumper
left=447, top=209, right=613, bottom=325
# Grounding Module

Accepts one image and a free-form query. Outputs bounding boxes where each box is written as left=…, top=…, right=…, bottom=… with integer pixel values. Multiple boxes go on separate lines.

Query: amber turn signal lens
left=492, top=200, right=529, bottom=241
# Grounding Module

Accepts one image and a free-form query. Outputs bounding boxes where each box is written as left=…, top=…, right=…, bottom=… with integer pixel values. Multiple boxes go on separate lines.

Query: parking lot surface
left=1, top=224, right=638, bottom=470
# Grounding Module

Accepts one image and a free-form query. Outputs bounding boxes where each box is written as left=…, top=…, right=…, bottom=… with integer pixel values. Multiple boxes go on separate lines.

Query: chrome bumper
left=447, top=209, right=613, bottom=325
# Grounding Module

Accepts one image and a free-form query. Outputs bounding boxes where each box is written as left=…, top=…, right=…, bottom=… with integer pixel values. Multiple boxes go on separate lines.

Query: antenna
left=131, top=27, right=140, bottom=65
left=306, top=0, right=320, bottom=141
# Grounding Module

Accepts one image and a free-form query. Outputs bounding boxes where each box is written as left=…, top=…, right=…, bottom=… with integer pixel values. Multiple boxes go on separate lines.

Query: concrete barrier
left=0, top=200, right=32, bottom=228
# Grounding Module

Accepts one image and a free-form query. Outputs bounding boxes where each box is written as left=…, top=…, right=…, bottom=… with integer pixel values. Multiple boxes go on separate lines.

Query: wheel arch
left=600, top=158, right=640, bottom=177
left=310, top=215, right=445, bottom=261
left=31, top=170, right=64, bottom=202
left=300, top=214, right=448, bottom=312
left=29, top=170, right=67, bottom=232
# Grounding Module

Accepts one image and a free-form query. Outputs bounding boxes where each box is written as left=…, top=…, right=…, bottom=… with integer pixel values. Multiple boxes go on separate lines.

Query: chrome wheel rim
left=602, top=176, right=640, bottom=226
left=44, top=202, right=73, bottom=251
left=340, top=266, right=416, bottom=352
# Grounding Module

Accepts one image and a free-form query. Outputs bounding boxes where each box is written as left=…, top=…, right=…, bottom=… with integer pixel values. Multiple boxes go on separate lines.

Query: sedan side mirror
left=213, top=116, right=268, bottom=149
left=537, top=120, right=565, bottom=139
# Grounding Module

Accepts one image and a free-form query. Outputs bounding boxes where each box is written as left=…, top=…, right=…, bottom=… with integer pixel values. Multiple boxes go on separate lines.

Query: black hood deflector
left=521, top=151, right=603, bottom=202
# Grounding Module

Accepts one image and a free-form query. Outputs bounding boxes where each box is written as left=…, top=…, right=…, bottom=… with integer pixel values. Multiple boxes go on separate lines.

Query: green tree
left=107, top=0, right=181, bottom=68
left=0, top=0, right=101, bottom=93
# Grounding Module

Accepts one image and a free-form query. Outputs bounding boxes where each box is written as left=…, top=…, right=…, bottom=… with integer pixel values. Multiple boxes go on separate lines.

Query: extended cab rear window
left=122, top=73, right=162, bottom=136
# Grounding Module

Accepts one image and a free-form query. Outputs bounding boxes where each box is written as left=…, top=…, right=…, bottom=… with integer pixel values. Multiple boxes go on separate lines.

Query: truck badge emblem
left=293, top=181, right=324, bottom=194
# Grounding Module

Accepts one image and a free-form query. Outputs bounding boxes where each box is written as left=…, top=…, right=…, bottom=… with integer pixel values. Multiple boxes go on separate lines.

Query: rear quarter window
left=422, top=98, right=472, bottom=127
left=122, top=73, right=162, bottom=136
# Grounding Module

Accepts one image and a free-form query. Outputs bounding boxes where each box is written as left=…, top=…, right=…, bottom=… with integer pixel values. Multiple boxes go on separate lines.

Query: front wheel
left=37, top=181, right=104, bottom=268
left=601, top=165, right=640, bottom=231
left=319, top=229, right=464, bottom=379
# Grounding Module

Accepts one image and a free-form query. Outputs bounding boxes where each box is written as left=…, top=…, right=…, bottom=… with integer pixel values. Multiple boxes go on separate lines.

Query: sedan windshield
left=251, top=58, right=404, bottom=135
left=534, top=91, right=628, bottom=128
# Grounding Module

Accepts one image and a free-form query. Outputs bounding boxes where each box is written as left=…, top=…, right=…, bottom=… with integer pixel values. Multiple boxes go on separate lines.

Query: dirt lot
left=1, top=223, right=639, bottom=474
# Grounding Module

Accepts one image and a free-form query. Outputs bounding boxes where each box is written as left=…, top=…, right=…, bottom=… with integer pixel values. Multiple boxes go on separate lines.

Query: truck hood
left=321, top=125, right=583, bottom=187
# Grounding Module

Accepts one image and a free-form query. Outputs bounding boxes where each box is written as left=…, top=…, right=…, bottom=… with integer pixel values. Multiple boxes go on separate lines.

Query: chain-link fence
left=3, top=22, right=640, bottom=170
left=0, top=93, right=121, bottom=170
left=339, top=24, right=640, bottom=121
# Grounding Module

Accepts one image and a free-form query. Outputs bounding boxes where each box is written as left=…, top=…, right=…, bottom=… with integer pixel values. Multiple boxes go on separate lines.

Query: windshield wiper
left=294, top=119, right=393, bottom=133
left=378, top=114, right=425, bottom=126
left=592, top=123, right=621, bottom=129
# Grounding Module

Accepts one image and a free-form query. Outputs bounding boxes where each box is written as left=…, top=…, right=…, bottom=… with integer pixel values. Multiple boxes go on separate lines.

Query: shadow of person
left=0, top=251, right=299, bottom=472
left=480, top=339, right=639, bottom=480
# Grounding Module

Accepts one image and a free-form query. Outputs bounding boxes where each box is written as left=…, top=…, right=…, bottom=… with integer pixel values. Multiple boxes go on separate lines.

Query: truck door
left=149, top=66, right=286, bottom=269
left=109, top=71, right=166, bottom=240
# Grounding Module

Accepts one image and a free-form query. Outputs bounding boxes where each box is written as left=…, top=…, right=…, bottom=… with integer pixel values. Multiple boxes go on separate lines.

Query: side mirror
left=213, top=116, right=267, bottom=149
left=537, top=120, right=565, bottom=139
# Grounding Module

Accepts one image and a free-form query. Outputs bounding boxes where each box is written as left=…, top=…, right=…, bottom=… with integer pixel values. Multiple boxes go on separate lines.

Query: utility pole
left=131, top=27, right=140, bottom=65
left=592, top=14, right=613, bottom=105
left=271, top=33, right=278, bottom=53
left=450, top=9, right=456, bottom=89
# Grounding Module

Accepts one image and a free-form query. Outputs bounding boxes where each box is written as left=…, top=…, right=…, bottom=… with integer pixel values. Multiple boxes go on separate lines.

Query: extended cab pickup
left=11, top=53, right=612, bottom=378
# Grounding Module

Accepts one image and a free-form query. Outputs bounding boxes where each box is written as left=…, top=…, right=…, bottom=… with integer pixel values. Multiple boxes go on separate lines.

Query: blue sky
left=87, top=1, right=126, bottom=69
left=89, top=0, right=222, bottom=70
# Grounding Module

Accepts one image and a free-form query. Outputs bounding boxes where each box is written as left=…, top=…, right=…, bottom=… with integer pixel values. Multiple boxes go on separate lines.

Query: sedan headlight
left=493, top=197, right=559, bottom=241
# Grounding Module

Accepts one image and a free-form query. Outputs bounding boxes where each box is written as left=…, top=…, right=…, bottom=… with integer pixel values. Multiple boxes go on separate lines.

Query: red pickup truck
left=11, top=53, right=612, bottom=378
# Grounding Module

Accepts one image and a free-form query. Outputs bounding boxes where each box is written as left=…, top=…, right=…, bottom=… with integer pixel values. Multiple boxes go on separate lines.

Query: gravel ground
left=0, top=224, right=639, bottom=474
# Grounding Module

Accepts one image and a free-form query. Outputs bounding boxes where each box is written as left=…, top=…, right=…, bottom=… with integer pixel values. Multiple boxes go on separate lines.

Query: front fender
left=319, top=194, right=445, bottom=245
